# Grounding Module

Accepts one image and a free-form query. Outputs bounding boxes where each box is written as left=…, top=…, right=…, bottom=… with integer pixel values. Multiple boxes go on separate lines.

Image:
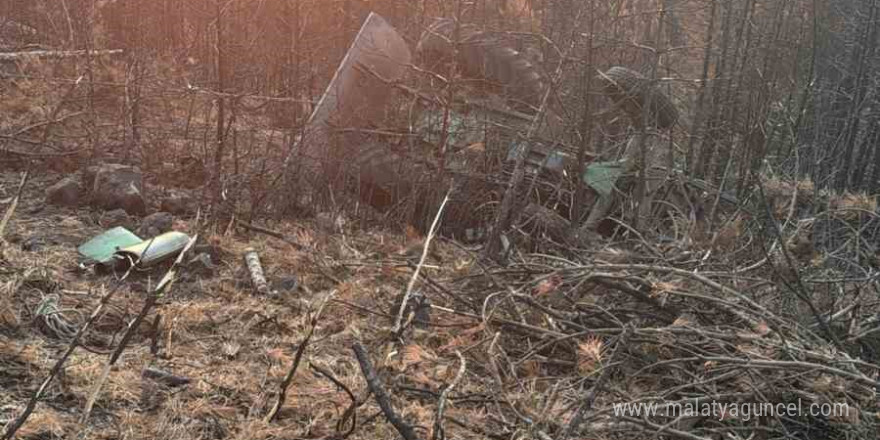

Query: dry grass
left=0, top=169, right=492, bottom=439
left=4, top=165, right=880, bottom=440
left=830, top=192, right=878, bottom=220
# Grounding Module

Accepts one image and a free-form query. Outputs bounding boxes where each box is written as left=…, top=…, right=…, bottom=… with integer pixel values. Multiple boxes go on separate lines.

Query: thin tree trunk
left=574, top=0, right=595, bottom=223
left=714, top=0, right=755, bottom=187
left=696, top=0, right=734, bottom=182
left=686, top=0, right=717, bottom=177
left=869, top=122, right=880, bottom=192
left=837, top=0, right=878, bottom=191
left=853, top=121, right=879, bottom=190
left=213, top=0, right=227, bottom=208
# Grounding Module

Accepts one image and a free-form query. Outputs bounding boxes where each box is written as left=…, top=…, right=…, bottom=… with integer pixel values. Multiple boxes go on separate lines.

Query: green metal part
left=77, top=226, right=143, bottom=265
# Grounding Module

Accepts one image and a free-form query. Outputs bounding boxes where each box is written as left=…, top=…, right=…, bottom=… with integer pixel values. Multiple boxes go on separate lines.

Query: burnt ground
left=1, top=170, right=495, bottom=440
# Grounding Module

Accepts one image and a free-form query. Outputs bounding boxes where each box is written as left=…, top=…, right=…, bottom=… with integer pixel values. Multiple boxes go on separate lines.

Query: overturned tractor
left=281, top=13, right=680, bottom=246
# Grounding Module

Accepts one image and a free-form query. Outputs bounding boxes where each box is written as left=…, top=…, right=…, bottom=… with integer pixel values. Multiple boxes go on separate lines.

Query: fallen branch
left=310, top=362, right=358, bottom=438
left=572, top=263, right=783, bottom=332
left=0, top=49, right=123, bottom=62
left=393, top=188, right=452, bottom=334
left=235, top=220, right=304, bottom=250
left=432, top=351, right=466, bottom=440
left=0, top=171, right=27, bottom=242
left=352, top=342, right=420, bottom=440
left=562, top=325, right=632, bottom=440
left=264, top=291, right=335, bottom=422
left=235, top=220, right=343, bottom=286
left=142, top=368, right=191, bottom=387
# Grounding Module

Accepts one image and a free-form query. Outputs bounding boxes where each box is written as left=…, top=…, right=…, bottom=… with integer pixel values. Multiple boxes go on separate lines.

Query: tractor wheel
left=417, top=18, right=546, bottom=109
left=598, top=66, right=679, bottom=129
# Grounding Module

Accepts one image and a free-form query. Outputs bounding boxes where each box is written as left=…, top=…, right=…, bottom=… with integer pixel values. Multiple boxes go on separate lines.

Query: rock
left=316, top=212, right=345, bottom=232
left=221, top=341, right=241, bottom=359
left=21, top=236, right=45, bottom=252
left=142, top=367, right=191, bottom=388
left=187, top=252, right=215, bottom=275
left=160, top=190, right=194, bottom=215
left=4, top=232, right=22, bottom=244
left=391, top=290, right=431, bottom=330
left=100, top=208, right=134, bottom=230
left=138, top=212, right=173, bottom=238
left=91, top=164, right=146, bottom=215
left=193, top=243, right=222, bottom=263
left=178, top=157, right=208, bottom=189
left=81, top=165, right=100, bottom=190
left=45, top=177, right=82, bottom=207
left=272, top=275, right=298, bottom=293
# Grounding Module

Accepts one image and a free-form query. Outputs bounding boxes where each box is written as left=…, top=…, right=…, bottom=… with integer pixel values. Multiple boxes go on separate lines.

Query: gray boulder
left=45, top=177, right=82, bottom=207
left=81, top=165, right=100, bottom=190
left=91, top=164, right=146, bottom=215
left=138, top=212, right=173, bottom=238
left=187, top=253, right=216, bottom=276
left=160, top=190, right=195, bottom=215
left=100, top=208, right=134, bottom=230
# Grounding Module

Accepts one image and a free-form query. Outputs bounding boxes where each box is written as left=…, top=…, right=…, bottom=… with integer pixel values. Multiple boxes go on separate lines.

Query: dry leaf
left=410, top=370, right=435, bottom=386
left=535, top=274, right=562, bottom=296
left=577, top=336, right=604, bottom=375
left=754, top=321, right=771, bottom=336
left=405, top=224, right=422, bottom=242
left=454, top=258, right=473, bottom=271
left=520, top=359, right=542, bottom=378
left=461, top=323, right=486, bottom=336
left=431, top=364, right=450, bottom=381
left=267, top=348, right=287, bottom=363
left=810, top=375, right=834, bottom=393
left=401, top=344, right=436, bottom=368
left=464, top=142, right=485, bottom=152
left=651, top=281, right=680, bottom=296
left=210, top=406, right=239, bottom=420
left=438, top=334, right=472, bottom=352
left=439, top=324, right=484, bottom=352
left=832, top=406, right=859, bottom=424
left=671, top=315, right=692, bottom=327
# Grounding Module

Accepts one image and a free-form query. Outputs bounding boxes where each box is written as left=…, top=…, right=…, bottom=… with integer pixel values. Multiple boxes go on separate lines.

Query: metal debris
left=283, top=12, right=412, bottom=186
left=116, top=231, right=192, bottom=268
left=77, top=226, right=143, bottom=265
left=78, top=228, right=192, bottom=269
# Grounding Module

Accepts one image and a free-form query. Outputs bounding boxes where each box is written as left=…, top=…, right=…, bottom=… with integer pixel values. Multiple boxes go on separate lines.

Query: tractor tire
left=415, top=18, right=483, bottom=61
left=417, top=18, right=546, bottom=109
left=598, top=66, right=679, bottom=130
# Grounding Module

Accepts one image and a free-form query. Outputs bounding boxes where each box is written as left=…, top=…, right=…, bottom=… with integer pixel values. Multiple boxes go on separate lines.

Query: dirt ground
left=1, top=169, right=495, bottom=440
left=3, top=168, right=879, bottom=440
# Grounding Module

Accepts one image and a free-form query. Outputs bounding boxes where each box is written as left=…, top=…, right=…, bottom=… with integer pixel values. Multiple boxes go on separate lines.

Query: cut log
left=0, top=49, right=123, bottom=62
left=243, top=248, right=270, bottom=295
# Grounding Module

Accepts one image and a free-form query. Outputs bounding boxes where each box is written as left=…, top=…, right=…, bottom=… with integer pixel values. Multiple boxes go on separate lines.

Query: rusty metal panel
left=292, top=12, right=412, bottom=181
